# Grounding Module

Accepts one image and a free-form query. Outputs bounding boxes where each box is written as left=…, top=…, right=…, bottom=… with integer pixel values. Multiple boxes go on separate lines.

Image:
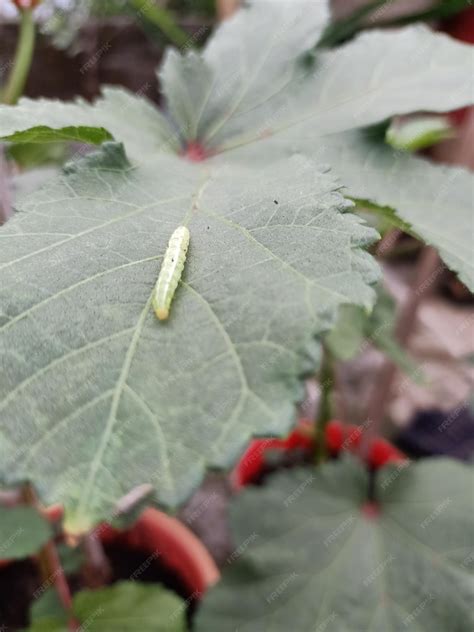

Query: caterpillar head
left=155, top=307, right=169, bottom=321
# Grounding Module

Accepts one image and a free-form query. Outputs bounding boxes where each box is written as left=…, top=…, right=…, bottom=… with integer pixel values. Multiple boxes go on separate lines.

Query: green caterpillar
left=153, top=226, right=190, bottom=321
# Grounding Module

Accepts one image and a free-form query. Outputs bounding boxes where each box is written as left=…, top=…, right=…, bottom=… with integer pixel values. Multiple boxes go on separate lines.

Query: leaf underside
left=196, top=457, right=474, bottom=631
left=0, top=146, right=378, bottom=532
left=0, top=0, right=473, bottom=529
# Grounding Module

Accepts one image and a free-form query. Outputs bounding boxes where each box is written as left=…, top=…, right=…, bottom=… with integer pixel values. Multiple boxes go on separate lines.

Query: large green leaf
left=159, top=0, right=330, bottom=143
left=2, top=15, right=473, bottom=160
left=316, top=131, right=474, bottom=291
left=0, top=5, right=472, bottom=287
left=28, top=581, right=186, bottom=632
left=196, top=458, right=474, bottom=631
left=161, top=23, right=473, bottom=153
left=0, top=144, right=378, bottom=533
left=0, top=505, right=51, bottom=559
left=1, top=1, right=472, bottom=531
left=229, top=126, right=474, bottom=292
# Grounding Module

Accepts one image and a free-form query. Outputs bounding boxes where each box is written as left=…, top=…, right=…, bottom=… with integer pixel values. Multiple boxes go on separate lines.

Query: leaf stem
left=362, top=246, right=441, bottom=457
left=129, top=0, right=190, bottom=49
left=2, top=8, right=36, bottom=105
left=21, top=484, right=77, bottom=629
left=82, top=532, right=112, bottom=588
left=314, top=346, right=334, bottom=464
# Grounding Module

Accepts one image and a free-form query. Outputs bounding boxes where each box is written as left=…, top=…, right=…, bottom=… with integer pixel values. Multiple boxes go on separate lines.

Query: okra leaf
left=161, top=23, right=473, bottom=153
left=229, top=128, right=474, bottom=292
left=0, top=505, right=51, bottom=559
left=196, top=457, right=474, bottom=631
left=27, top=581, right=186, bottom=632
left=0, top=88, right=179, bottom=160
left=0, top=144, right=378, bottom=533
left=326, top=286, right=419, bottom=376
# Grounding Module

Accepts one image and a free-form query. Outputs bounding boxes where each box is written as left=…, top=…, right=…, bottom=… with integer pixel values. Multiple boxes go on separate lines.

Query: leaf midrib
left=75, top=293, right=155, bottom=517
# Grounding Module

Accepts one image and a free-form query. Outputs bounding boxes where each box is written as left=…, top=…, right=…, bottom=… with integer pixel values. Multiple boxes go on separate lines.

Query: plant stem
left=315, top=347, right=334, bottom=464
left=2, top=8, right=36, bottom=105
left=129, top=0, right=190, bottom=48
left=21, top=485, right=76, bottom=628
left=361, top=246, right=441, bottom=457
left=318, top=0, right=389, bottom=47
left=82, top=532, right=112, bottom=588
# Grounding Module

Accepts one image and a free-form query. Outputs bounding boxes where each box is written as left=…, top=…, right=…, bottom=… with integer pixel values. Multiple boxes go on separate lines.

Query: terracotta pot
left=0, top=506, right=220, bottom=598
left=230, top=419, right=314, bottom=489
left=231, top=419, right=407, bottom=489
left=97, top=507, right=220, bottom=596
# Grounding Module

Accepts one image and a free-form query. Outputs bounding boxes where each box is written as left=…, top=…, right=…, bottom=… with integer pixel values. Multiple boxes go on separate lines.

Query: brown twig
left=362, top=246, right=441, bottom=456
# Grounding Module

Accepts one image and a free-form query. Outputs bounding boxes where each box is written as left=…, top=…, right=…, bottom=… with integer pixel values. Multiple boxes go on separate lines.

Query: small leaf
left=196, top=457, right=474, bottom=631
left=386, top=115, right=455, bottom=151
left=0, top=88, right=179, bottom=161
left=326, top=286, right=419, bottom=376
left=325, top=303, right=367, bottom=360
left=0, top=505, right=51, bottom=559
left=27, top=582, right=186, bottom=632
left=30, top=588, right=67, bottom=626
left=73, top=581, right=186, bottom=632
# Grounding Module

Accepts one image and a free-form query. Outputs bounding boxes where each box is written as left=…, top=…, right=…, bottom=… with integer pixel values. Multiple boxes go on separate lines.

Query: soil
left=0, top=541, right=197, bottom=631
left=0, top=559, right=40, bottom=630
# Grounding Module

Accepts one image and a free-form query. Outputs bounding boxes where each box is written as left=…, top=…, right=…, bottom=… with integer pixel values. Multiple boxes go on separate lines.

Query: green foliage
left=0, top=0, right=472, bottom=530
left=196, top=457, right=474, bottom=631
left=326, top=286, right=419, bottom=375
left=27, top=581, right=186, bottom=631
left=0, top=505, right=51, bottom=559
left=386, top=115, right=455, bottom=152
left=0, top=145, right=378, bottom=533
left=7, top=142, right=69, bottom=168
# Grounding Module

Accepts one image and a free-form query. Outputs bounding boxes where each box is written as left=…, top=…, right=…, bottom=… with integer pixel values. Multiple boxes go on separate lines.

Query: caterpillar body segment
left=153, top=226, right=190, bottom=321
